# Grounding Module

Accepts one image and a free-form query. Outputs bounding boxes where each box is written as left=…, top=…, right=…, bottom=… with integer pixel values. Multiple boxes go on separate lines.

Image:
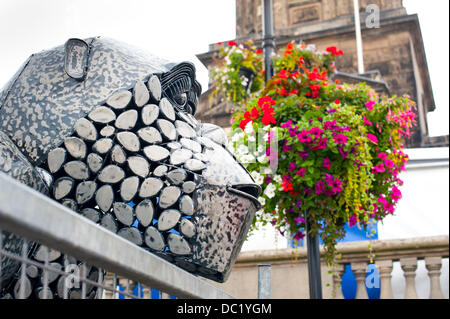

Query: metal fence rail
left=0, top=172, right=234, bottom=299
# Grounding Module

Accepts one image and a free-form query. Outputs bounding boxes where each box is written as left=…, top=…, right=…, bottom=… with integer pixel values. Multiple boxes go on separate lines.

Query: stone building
left=196, top=0, right=448, bottom=148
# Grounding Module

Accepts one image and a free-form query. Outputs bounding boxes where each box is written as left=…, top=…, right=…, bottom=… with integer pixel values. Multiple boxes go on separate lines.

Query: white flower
left=239, top=154, right=255, bottom=164
left=273, top=175, right=282, bottom=184
left=250, top=171, right=264, bottom=185
left=257, top=144, right=265, bottom=153
left=231, top=132, right=244, bottom=142
left=264, top=183, right=276, bottom=199
left=244, top=121, right=254, bottom=135
left=257, top=154, right=268, bottom=163
left=237, top=144, right=249, bottom=155
left=306, top=44, right=316, bottom=52
left=258, top=197, right=266, bottom=206
left=263, top=125, right=270, bottom=131
left=248, top=135, right=256, bottom=143
left=263, top=132, right=269, bottom=142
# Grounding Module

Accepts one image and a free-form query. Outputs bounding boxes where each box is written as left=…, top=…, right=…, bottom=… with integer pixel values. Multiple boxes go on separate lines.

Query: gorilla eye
left=174, top=92, right=187, bottom=107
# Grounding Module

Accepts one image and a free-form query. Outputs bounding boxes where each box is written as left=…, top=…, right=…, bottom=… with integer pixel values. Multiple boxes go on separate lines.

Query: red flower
left=217, top=42, right=223, bottom=45
left=255, top=48, right=263, bottom=54
left=286, top=42, right=294, bottom=50
left=228, top=40, right=237, bottom=46
left=262, top=113, right=276, bottom=126
left=276, top=87, right=287, bottom=96
left=258, top=96, right=276, bottom=108
left=326, top=46, right=344, bottom=56
left=289, top=90, right=298, bottom=95
left=250, top=106, right=260, bottom=119
left=334, top=99, right=340, bottom=105
left=334, top=79, right=341, bottom=84
left=239, top=118, right=252, bottom=130
left=278, top=69, right=289, bottom=79
left=308, top=68, right=321, bottom=81
left=298, top=57, right=305, bottom=65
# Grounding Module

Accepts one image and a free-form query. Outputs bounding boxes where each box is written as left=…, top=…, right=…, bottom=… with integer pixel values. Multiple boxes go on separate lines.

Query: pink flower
left=293, top=232, right=305, bottom=241
left=338, top=147, right=349, bottom=160
left=288, top=162, right=296, bottom=172
left=329, top=178, right=343, bottom=193
left=324, top=120, right=337, bottom=130
left=298, top=151, right=309, bottom=160
left=281, top=120, right=293, bottom=128
left=334, top=133, right=348, bottom=144
left=367, top=133, right=378, bottom=144
left=294, top=215, right=305, bottom=223
left=372, top=163, right=385, bottom=173
left=363, top=115, right=373, bottom=126
left=296, top=168, right=306, bottom=177
left=309, top=127, right=324, bottom=138
left=378, top=152, right=388, bottom=160
left=311, top=138, right=328, bottom=151
left=384, top=159, right=395, bottom=168
left=349, top=214, right=358, bottom=227
left=323, top=157, right=331, bottom=170
left=298, top=130, right=313, bottom=144
left=391, top=186, right=402, bottom=202
left=315, top=180, right=325, bottom=195
left=377, top=194, right=387, bottom=206
left=365, top=100, right=376, bottom=110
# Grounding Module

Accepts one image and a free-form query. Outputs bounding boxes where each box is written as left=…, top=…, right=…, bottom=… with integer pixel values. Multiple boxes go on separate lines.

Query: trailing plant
left=213, top=41, right=417, bottom=266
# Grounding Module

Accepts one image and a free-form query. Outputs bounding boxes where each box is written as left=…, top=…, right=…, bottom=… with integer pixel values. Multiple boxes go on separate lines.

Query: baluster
left=400, top=257, right=418, bottom=299
left=102, top=273, right=115, bottom=299
left=352, top=262, right=368, bottom=299
left=142, top=286, right=151, bottom=299
left=332, top=264, right=345, bottom=299
left=425, top=257, right=445, bottom=299
left=161, top=292, right=172, bottom=299
left=375, top=260, right=393, bottom=299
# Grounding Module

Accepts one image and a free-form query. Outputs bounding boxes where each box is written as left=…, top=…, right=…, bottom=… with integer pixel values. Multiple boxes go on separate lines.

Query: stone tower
left=196, top=0, right=448, bottom=148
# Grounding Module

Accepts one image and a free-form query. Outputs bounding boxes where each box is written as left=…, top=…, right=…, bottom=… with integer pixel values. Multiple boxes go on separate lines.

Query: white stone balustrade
left=102, top=236, right=448, bottom=299
left=209, top=235, right=449, bottom=299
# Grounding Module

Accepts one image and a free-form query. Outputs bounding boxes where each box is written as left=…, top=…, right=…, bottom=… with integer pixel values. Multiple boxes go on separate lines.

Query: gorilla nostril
left=228, top=184, right=262, bottom=209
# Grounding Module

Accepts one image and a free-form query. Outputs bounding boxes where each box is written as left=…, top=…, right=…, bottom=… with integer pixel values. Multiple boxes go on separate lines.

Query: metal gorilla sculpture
left=0, top=37, right=261, bottom=298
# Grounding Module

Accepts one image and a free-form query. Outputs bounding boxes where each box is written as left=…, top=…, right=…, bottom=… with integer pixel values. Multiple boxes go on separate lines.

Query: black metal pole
left=305, top=212, right=323, bottom=299
left=262, top=0, right=275, bottom=83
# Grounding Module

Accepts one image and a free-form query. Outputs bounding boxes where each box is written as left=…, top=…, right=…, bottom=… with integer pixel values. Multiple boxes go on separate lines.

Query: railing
left=214, top=236, right=449, bottom=299
left=0, top=172, right=234, bottom=299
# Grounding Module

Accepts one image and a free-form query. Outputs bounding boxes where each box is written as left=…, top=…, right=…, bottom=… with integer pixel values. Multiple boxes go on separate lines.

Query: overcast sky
left=0, top=0, right=447, bottom=137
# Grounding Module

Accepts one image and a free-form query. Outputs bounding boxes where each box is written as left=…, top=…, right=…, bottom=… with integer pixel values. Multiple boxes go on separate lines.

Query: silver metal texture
left=0, top=37, right=262, bottom=291
left=0, top=172, right=234, bottom=299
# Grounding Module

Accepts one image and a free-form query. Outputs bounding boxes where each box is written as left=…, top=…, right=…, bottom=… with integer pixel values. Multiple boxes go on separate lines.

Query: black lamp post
left=261, top=0, right=323, bottom=299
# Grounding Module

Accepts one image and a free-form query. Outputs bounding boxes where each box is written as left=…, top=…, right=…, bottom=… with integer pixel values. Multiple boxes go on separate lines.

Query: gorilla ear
left=64, top=38, right=90, bottom=81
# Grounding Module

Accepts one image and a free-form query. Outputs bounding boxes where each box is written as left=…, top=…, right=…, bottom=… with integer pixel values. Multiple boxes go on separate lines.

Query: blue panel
left=340, top=263, right=380, bottom=299
left=290, top=221, right=380, bottom=299
left=290, top=221, right=378, bottom=247
left=151, top=288, right=161, bottom=299
left=117, top=283, right=144, bottom=299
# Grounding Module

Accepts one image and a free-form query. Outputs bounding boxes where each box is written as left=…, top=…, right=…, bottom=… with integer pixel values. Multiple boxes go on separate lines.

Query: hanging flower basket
left=214, top=41, right=417, bottom=266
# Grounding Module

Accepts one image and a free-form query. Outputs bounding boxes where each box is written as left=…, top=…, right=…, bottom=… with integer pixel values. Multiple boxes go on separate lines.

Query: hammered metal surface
left=0, top=37, right=261, bottom=288
left=0, top=37, right=170, bottom=165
